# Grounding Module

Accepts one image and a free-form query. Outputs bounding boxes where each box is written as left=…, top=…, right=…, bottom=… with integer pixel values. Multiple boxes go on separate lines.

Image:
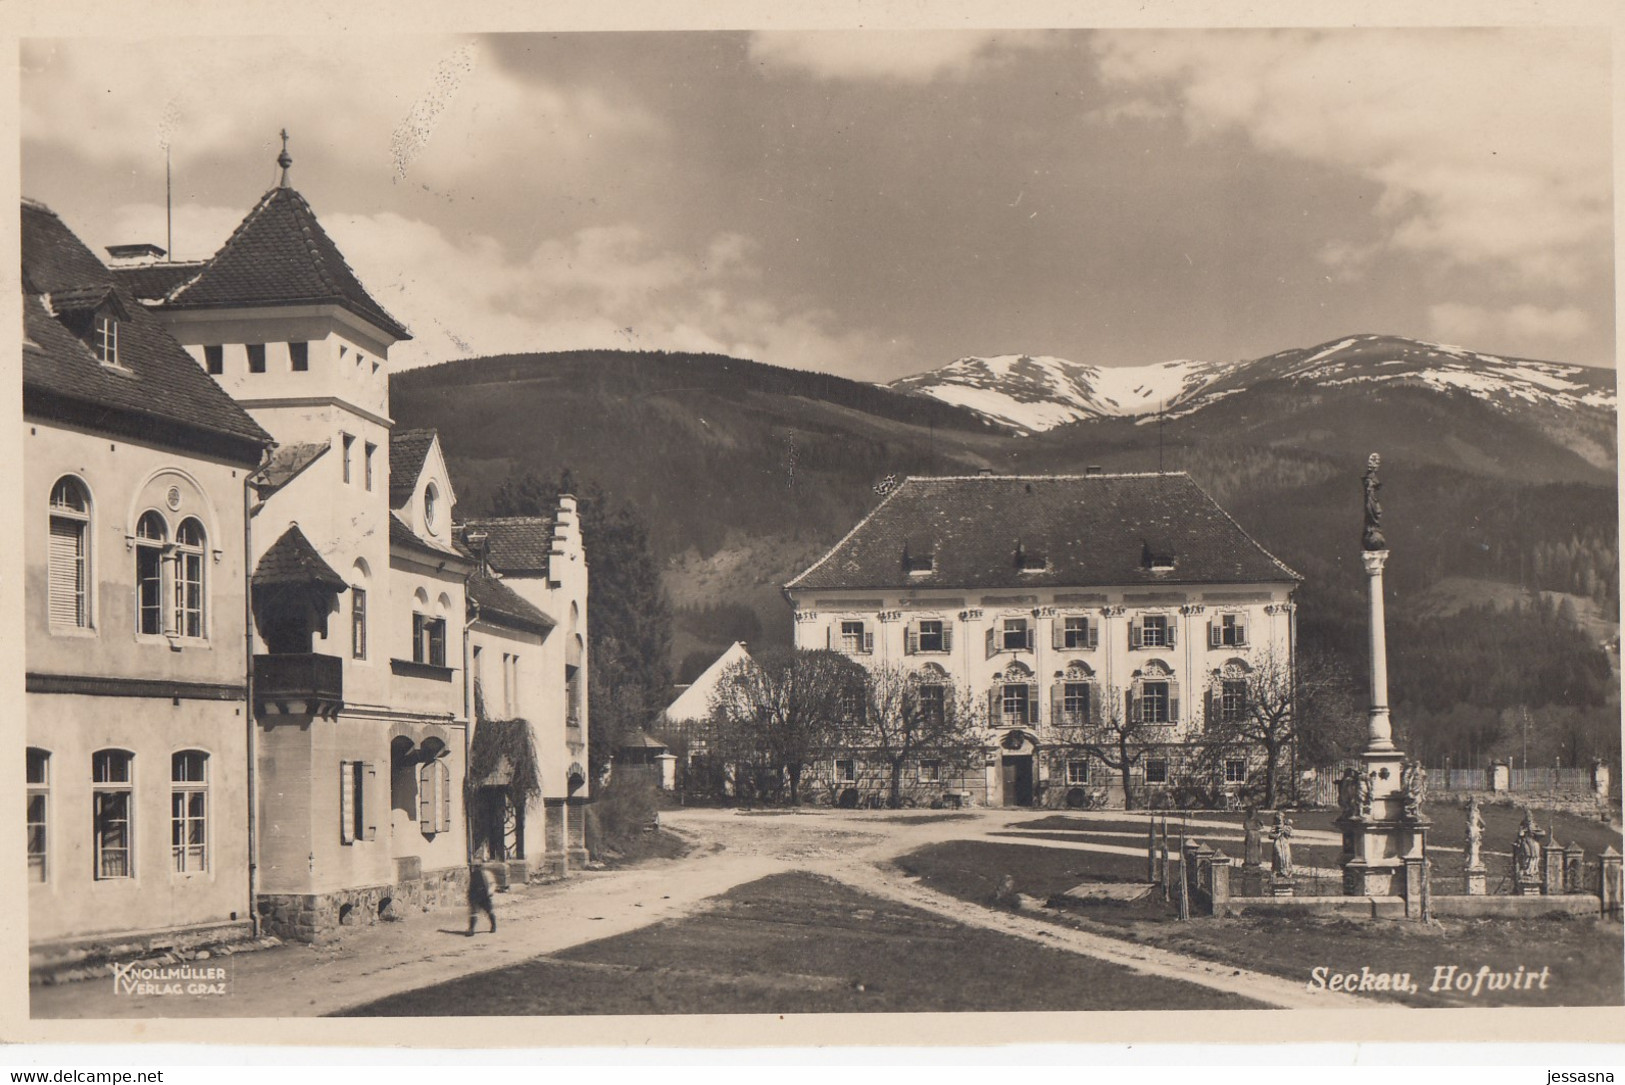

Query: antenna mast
left=165, top=145, right=173, bottom=262
left=1158, top=399, right=1166, bottom=474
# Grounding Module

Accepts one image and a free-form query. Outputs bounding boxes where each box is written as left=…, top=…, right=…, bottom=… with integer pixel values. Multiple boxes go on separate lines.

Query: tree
left=854, top=664, right=985, bottom=809
left=1077, top=683, right=1157, bottom=811
left=708, top=648, right=866, bottom=805
left=1206, top=647, right=1361, bottom=807
left=488, top=467, right=673, bottom=781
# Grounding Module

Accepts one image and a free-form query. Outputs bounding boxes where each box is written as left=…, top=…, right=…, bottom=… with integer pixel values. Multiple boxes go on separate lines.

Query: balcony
left=253, top=653, right=343, bottom=718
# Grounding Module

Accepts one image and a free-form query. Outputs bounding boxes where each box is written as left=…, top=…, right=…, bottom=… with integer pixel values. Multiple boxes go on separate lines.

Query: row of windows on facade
left=25, top=748, right=457, bottom=885
left=198, top=341, right=378, bottom=377
left=826, top=755, right=1248, bottom=786
left=26, top=748, right=207, bottom=883
left=833, top=613, right=1250, bottom=656
left=48, top=477, right=208, bottom=636
left=983, top=676, right=1248, bottom=727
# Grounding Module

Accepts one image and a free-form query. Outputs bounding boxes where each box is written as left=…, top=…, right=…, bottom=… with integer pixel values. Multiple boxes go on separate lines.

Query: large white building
left=785, top=472, right=1300, bottom=808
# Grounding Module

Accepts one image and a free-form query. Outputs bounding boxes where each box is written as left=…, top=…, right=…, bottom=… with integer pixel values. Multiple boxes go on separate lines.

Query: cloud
left=1428, top=302, right=1592, bottom=347
left=748, top=30, right=1056, bottom=83
left=21, top=36, right=659, bottom=190
left=1091, top=29, right=1610, bottom=288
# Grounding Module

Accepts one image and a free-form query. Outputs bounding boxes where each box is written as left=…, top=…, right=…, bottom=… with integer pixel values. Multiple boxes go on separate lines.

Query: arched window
left=135, top=511, right=167, bottom=635
left=92, top=749, right=134, bottom=879
left=26, top=749, right=49, bottom=883
left=171, top=750, right=208, bottom=872
left=1054, top=661, right=1097, bottom=728
left=423, top=482, right=440, bottom=536
left=48, top=478, right=91, bottom=629
left=1131, top=660, right=1179, bottom=725
left=350, top=560, right=369, bottom=660
left=174, top=518, right=206, bottom=639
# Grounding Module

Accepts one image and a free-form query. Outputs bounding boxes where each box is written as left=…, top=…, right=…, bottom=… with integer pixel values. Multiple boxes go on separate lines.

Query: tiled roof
left=161, top=186, right=410, bottom=340
left=253, top=525, right=348, bottom=590
left=389, top=428, right=437, bottom=507
left=389, top=510, right=466, bottom=561
left=21, top=200, right=272, bottom=458
left=786, top=473, right=1301, bottom=592
left=467, top=573, right=555, bottom=635
left=253, top=440, right=329, bottom=498
left=112, top=261, right=206, bottom=302
left=457, top=517, right=557, bottom=576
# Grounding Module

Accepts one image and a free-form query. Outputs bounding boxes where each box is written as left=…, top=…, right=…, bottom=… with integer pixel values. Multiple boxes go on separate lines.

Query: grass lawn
left=335, top=871, right=1260, bottom=1015
left=895, top=840, right=1623, bottom=1008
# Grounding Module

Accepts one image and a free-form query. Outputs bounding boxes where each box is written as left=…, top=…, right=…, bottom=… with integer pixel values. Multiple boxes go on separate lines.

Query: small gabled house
left=785, top=472, right=1302, bottom=808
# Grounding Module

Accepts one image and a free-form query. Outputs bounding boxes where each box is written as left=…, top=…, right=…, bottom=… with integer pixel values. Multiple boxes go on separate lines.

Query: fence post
left=1147, top=816, right=1157, bottom=884
left=1565, top=844, right=1584, bottom=895
left=1209, top=849, right=1232, bottom=917
left=1542, top=838, right=1566, bottom=896
left=1488, top=760, right=1509, bottom=794
left=1599, top=847, right=1622, bottom=920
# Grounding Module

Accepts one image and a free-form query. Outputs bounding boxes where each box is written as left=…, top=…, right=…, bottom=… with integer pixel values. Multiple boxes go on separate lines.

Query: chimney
left=1085, top=465, right=1103, bottom=476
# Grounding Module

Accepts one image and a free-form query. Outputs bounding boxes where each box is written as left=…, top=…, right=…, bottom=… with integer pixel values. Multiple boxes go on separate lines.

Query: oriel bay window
left=92, top=750, right=133, bottom=879
left=171, top=751, right=208, bottom=873
left=412, top=613, right=447, bottom=667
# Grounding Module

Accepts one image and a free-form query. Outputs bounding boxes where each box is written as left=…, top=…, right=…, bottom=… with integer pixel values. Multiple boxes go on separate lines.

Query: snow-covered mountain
left=888, top=335, right=1615, bottom=437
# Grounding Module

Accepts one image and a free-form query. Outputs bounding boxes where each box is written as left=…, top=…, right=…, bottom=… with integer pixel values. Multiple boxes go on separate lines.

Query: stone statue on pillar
left=1514, top=809, right=1543, bottom=882
left=1401, top=760, right=1427, bottom=820
left=1337, top=767, right=1362, bottom=819
left=1270, top=811, right=1294, bottom=877
left=1362, top=453, right=1387, bottom=551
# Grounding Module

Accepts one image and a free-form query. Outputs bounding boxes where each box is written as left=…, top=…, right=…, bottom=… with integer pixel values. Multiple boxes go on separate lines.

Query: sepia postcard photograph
left=8, top=1, right=1624, bottom=1055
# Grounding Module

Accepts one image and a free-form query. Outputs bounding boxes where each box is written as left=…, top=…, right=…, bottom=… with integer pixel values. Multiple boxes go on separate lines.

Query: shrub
left=587, top=772, right=662, bottom=857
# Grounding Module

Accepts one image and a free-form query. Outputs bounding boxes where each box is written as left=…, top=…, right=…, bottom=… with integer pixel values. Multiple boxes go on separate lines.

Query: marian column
left=1336, top=454, right=1429, bottom=910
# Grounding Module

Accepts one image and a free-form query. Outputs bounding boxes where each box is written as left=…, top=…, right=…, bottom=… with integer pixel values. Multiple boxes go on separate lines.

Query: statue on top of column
left=1362, top=453, right=1387, bottom=551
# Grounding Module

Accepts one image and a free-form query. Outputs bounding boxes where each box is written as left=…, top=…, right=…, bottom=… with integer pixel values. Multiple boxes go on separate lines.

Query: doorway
left=1001, top=755, right=1034, bottom=806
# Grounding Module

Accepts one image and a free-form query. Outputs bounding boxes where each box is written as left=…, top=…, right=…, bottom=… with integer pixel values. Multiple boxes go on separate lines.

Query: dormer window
left=423, top=482, right=441, bottom=536
left=1142, top=541, right=1176, bottom=572
left=902, top=540, right=935, bottom=574
left=1015, top=540, right=1048, bottom=572
left=95, top=315, right=119, bottom=366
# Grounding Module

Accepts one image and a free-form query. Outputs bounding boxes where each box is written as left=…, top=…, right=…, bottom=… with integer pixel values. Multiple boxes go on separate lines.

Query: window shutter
left=1052, top=619, right=1065, bottom=650
left=1167, top=619, right=1177, bottom=648
left=1087, top=623, right=1099, bottom=650
left=418, top=764, right=432, bottom=831
left=1169, top=680, right=1181, bottom=724
left=1126, top=689, right=1138, bottom=724
left=905, top=624, right=918, bottom=655
left=1024, top=626, right=1035, bottom=652
left=1209, top=620, right=1220, bottom=649
left=1050, top=683, right=1060, bottom=726
left=1129, top=620, right=1142, bottom=649
left=942, top=626, right=953, bottom=653
left=1204, top=688, right=1214, bottom=729
left=824, top=625, right=832, bottom=650
left=438, top=761, right=452, bottom=833
left=1027, top=683, right=1040, bottom=725
left=863, top=629, right=874, bottom=654
left=48, top=520, right=84, bottom=626
left=1086, top=681, right=1098, bottom=726
left=988, top=687, right=1001, bottom=726
left=985, top=627, right=996, bottom=659
left=339, top=761, right=356, bottom=844
left=364, top=762, right=379, bottom=841
left=1236, top=620, right=1248, bottom=647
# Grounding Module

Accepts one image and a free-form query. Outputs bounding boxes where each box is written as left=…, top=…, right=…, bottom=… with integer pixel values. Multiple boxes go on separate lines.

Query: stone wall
left=258, top=866, right=468, bottom=942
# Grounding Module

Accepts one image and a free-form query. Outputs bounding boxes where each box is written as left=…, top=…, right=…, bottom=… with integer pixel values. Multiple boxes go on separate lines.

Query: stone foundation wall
left=258, top=866, right=469, bottom=943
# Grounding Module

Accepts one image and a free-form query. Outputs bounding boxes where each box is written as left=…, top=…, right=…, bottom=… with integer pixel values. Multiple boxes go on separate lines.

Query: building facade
left=785, top=473, right=1301, bottom=808
left=24, top=149, right=591, bottom=953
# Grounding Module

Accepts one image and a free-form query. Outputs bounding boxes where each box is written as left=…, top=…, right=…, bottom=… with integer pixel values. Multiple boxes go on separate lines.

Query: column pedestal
left=1464, top=866, right=1487, bottom=896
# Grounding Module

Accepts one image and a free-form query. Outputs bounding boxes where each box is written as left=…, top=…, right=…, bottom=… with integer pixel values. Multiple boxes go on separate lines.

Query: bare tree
left=1206, top=646, right=1359, bottom=807
left=708, top=648, right=866, bottom=804
left=854, top=664, right=985, bottom=809
left=1077, top=683, right=1159, bottom=811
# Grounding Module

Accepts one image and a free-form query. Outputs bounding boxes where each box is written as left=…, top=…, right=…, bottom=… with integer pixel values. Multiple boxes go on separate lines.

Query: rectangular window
left=1145, top=759, right=1168, bottom=785
left=341, top=434, right=354, bottom=484
left=1063, top=616, right=1094, bottom=649
left=835, top=759, right=856, bottom=783
left=92, top=751, right=133, bottom=879
left=204, top=344, right=224, bottom=375
left=1224, top=759, right=1247, bottom=784
left=27, top=750, right=48, bottom=883
left=917, top=619, right=945, bottom=653
left=1002, top=618, right=1031, bottom=651
left=48, top=515, right=88, bottom=628
left=509, top=654, right=520, bottom=715
left=1214, top=613, right=1248, bottom=648
left=95, top=317, right=119, bottom=365
left=135, top=544, right=164, bottom=635
left=413, top=614, right=448, bottom=667
left=246, top=343, right=266, bottom=373
left=839, top=620, right=871, bottom=655
left=1002, top=683, right=1030, bottom=723
left=1066, top=759, right=1089, bottom=786
left=364, top=443, right=377, bottom=492
left=176, top=548, right=204, bottom=639
left=289, top=341, right=309, bottom=371
left=351, top=588, right=367, bottom=660
left=340, top=760, right=358, bottom=844
left=1221, top=679, right=1247, bottom=723
left=171, top=752, right=207, bottom=873
left=919, top=684, right=946, bottom=726
left=1140, top=615, right=1168, bottom=648
left=919, top=759, right=941, bottom=782
left=1062, top=681, right=1092, bottom=724
left=1141, top=680, right=1170, bottom=724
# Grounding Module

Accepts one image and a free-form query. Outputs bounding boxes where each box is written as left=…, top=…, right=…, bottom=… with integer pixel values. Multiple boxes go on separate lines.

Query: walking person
left=467, top=862, right=496, bottom=935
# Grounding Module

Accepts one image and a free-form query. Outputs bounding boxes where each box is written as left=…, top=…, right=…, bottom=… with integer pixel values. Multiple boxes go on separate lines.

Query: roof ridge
left=1182, top=474, right=1304, bottom=582
left=784, top=482, right=909, bottom=590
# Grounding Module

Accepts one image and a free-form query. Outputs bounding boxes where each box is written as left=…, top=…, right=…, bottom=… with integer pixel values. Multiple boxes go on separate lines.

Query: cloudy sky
left=20, top=28, right=1613, bottom=379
